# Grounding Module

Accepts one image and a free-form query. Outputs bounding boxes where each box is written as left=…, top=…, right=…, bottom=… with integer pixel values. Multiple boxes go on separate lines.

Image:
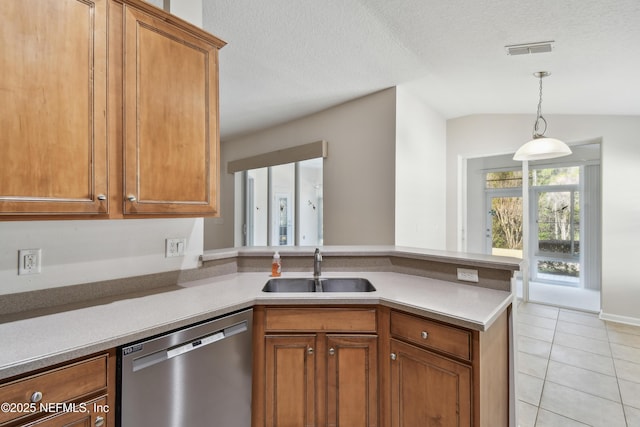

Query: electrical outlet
left=19, top=249, right=42, bottom=275
left=165, top=238, right=186, bottom=258
left=457, top=268, right=479, bottom=283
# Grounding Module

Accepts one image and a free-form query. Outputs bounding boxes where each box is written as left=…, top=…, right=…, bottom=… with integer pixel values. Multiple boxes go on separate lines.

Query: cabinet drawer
left=265, top=308, right=376, bottom=332
left=390, top=311, right=471, bottom=360
left=0, top=354, right=108, bottom=425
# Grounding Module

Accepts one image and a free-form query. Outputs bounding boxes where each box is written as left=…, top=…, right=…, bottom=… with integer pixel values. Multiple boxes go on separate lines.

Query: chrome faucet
left=313, top=248, right=322, bottom=277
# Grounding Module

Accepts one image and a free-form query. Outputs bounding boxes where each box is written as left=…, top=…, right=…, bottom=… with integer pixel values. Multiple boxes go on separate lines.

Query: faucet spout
left=313, top=248, right=322, bottom=277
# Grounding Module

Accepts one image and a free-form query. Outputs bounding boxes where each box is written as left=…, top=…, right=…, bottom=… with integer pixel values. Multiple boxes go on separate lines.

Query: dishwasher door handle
left=131, top=320, right=248, bottom=372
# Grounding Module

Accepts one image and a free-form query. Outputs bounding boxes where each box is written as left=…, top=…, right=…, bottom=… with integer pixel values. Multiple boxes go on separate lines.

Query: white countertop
left=202, top=245, right=522, bottom=270
left=0, top=270, right=513, bottom=380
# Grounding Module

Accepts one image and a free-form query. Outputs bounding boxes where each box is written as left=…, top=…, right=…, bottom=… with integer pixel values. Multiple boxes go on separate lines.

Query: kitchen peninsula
left=0, top=246, right=519, bottom=426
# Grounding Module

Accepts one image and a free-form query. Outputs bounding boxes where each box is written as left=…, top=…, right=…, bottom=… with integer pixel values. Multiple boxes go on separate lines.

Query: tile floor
left=517, top=301, right=640, bottom=427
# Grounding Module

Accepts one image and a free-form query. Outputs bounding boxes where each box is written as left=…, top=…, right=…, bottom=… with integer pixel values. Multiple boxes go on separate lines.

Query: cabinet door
left=122, top=4, right=220, bottom=216
left=265, top=335, right=316, bottom=427
left=0, top=0, right=108, bottom=216
left=326, top=335, right=378, bottom=427
left=390, top=339, right=471, bottom=427
left=23, top=395, right=109, bottom=427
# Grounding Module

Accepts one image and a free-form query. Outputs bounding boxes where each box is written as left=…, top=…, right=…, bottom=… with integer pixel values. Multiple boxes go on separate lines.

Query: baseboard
left=599, top=311, right=640, bottom=327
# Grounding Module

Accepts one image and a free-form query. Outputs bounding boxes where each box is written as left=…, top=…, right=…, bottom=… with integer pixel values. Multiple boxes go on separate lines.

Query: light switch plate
left=166, top=238, right=186, bottom=258
left=19, top=249, right=42, bottom=275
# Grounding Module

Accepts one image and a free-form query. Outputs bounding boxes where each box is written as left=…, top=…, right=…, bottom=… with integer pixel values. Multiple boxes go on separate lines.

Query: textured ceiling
left=202, top=0, right=640, bottom=139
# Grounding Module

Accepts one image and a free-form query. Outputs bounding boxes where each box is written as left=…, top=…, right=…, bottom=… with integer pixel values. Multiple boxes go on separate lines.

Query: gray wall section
left=205, top=88, right=397, bottom=249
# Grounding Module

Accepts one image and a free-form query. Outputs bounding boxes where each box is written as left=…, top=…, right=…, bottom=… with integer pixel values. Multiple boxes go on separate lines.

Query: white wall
left=164, top=0, right=203, bottom=27
left=205, top=88, right=397, bottom=248
left=447, top=114, right=640, bottom=322
left=395, top=83, right=447, bottom=249
left=0, top=219, right=203, bottom=295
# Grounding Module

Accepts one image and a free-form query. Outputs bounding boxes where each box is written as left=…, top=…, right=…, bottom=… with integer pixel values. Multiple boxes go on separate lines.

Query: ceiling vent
left=505, top=41, right=554, bottom=56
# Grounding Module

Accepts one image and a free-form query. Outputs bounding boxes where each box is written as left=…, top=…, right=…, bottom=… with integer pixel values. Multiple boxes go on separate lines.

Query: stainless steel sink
left=262, top=277, right=375, bottom=293
left=261, top=278, right=316, bottom=292
left=318, top=278, right=376, bottom=292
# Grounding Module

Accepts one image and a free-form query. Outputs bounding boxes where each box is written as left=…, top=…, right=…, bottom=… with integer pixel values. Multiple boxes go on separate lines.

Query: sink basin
left=318, top=278, right=376, bottom=292
left=262, top=277, right=375, bottom=293
left=262, top=278, right=316, bottom=292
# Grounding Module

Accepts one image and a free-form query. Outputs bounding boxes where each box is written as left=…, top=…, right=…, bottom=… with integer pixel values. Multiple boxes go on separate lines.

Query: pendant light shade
left=513, top=72, right=572, bottom=161
left=513, top=136, right=572, bottom=161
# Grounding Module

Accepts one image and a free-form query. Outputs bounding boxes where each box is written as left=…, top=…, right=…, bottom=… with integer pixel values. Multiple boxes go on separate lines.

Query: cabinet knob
left=126, top=195, right=137, bottom=202
left=421, top=331, right=429, bottom=339
left=95, top=416, right=105, bottom=427
left=30, top=391, right=43, bottom=403
left=307, top=347, right=314, bottom=355
left=390, top=353, right=397, bottom=361
left=329, top=347, right=335, bottom=356
left=97, top=194, right=106, bottom=201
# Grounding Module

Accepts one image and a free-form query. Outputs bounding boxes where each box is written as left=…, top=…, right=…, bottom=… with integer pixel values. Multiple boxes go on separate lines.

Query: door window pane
left=537, top=190, right=579, bottom=256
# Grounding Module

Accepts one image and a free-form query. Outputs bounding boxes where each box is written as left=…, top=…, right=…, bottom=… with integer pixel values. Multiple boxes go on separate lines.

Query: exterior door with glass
left=532, top=186, right=580, bottom=286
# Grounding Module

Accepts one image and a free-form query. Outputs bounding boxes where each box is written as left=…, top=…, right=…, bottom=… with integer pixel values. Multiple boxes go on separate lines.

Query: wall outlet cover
left=19, top=249, right=42, bottom=275
left=457, top=268, right=479, bottom=283
left=166, top=238, right=186, bottom=258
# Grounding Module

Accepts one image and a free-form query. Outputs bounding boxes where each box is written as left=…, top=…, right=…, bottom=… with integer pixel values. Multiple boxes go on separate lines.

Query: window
left=243, top=159, right=323, bottom=246
left=229, top=141, right=327, bottom=247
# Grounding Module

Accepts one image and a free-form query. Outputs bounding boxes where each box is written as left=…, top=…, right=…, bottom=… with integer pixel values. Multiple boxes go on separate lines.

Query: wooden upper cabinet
left=0, top=0, right=225, bottom=219
left=0, top=0, right=109, bottom=216
left=121, top=2, right=223, bottom=216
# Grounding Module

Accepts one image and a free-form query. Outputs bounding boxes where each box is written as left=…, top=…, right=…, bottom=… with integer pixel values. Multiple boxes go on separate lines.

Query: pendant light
left=513, top=72, right=572, bottom=161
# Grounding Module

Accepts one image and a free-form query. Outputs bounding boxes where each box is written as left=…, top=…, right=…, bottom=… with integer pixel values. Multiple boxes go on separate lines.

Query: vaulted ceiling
left=200, top=0, right=640, bottom=139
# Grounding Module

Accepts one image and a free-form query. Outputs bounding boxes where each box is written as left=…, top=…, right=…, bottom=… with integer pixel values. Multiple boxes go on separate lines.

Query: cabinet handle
left=421, top=331, right=429, bottom=339
left=329, top=347, right=335, bottom=356
left=30, top=391, right=43, bottom=403
left=95, top=416, right=105, bottom=427
left=126, top=195, right=137, bottom=202
left=97, top=194, right=106, bottom=201
left=307, top=347, right=314, bottom=355
left=390, top=353, right=397, bottom=361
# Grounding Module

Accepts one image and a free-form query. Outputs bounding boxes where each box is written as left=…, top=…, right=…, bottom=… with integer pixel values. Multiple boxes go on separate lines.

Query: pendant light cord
left=533, top=74, right=548, bottom=138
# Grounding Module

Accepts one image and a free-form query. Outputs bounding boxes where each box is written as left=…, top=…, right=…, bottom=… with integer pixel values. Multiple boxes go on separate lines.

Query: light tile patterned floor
left=516, top=301, right=640, bottom=427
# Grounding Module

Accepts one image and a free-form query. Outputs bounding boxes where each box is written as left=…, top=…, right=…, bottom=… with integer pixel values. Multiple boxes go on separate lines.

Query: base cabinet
left=390, top=339, right=471, bottom=427
left=0, top=350, right=116, bottom=427
left=21, top=396, right=108, bottom=427
left=264, top=335, right=316, bottom=427
left=254, top=307, right=379, bottom=427
left=326, top=335, right=378, bottom=427
left=384, top=308, right=509, bottom=427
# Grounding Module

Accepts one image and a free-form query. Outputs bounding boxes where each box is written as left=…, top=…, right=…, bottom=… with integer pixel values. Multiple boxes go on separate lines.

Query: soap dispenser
left=271, top=251, right=281, bottom=277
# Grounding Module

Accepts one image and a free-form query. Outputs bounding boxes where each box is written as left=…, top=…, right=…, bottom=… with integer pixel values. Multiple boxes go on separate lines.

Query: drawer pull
left=307, top=347, right=314, bottom=355
left=329, top=347, right=335, bottom=356
left=95, top=416, right=105, bottom=427
left=97, top=194, right=107, bottom=201
left=30, top=391, right=43, bottom=403
left=390, top=353, right=397, bottom=361
left=421, top=331, right=429, bottom=339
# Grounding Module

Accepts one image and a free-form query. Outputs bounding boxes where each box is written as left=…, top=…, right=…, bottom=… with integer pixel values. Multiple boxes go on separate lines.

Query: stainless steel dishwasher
left=118, top=308, right=253, bottom=427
